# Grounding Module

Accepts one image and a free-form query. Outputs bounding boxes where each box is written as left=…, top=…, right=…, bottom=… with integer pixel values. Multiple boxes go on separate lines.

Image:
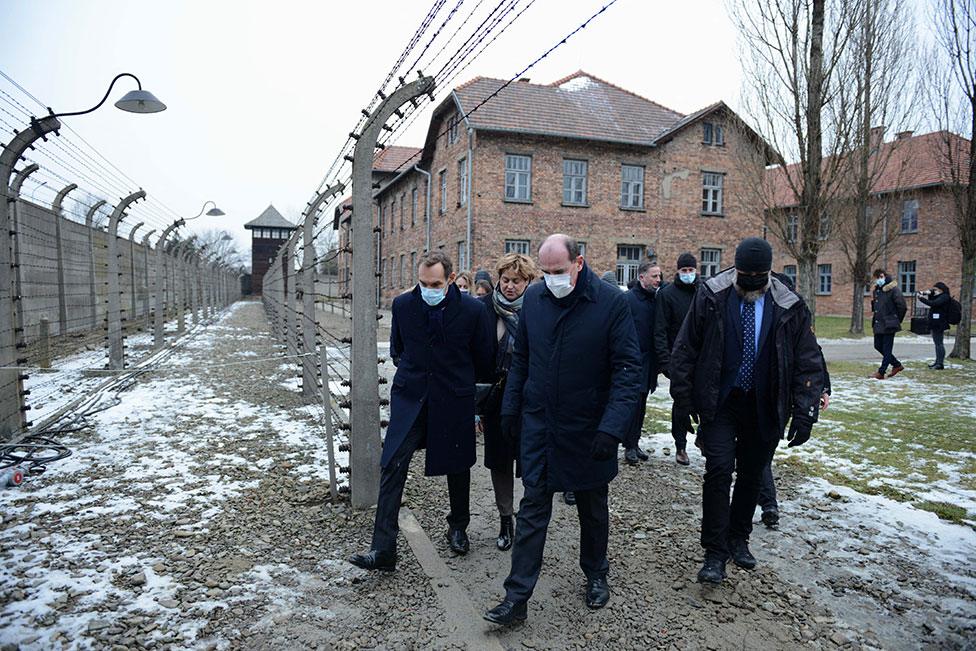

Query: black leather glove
left=787, top=417, right=813, bottom=448
left=591, top=432, right=619, bottom=461
left=501, top=415, right=519, bottom=444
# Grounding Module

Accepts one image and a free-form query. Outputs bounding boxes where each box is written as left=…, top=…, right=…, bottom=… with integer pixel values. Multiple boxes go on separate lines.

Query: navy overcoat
left=623, top=283, right=658, bottom=395
left=383, top=283, right=495, bottom=476
left=500, top=264, right=642, bottom=492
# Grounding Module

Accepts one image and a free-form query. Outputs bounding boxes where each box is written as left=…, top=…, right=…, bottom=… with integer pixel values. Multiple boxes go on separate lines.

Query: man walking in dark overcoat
left=484, top=234, right=641, bottom=625
left=349, top=251, right=495, bottom=571
left=670, top=237, right=824, bottom=584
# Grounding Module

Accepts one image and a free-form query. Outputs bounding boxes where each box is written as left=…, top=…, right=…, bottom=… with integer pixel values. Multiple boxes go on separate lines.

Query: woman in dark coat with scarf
left=479, top=253, right=538, bottom=551
left=918, top=282, right=952, bottom=369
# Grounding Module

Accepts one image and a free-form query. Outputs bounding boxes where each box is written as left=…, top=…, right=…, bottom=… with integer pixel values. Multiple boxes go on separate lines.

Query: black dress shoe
left=484, top=599, right=527, bottom=625
left=635, top=447, right=649, bottom=461
left=348, top=550, right=396, bottom=572
left=447, top=528, right=470, bottom=555
left=729, top=539, right=757, bottom=569
left=496, top=515, right=514, bottom=551
left=625, top=448, right=639, bottom=465
left=563, top=491, right=576, bottom=505
left=585, top=577, right=610, bottom=609
left=675, top=449, right=690, bottom=465
left=697, top=558, right=727, bottom=584
left=761, top=507, right=780, bottom=528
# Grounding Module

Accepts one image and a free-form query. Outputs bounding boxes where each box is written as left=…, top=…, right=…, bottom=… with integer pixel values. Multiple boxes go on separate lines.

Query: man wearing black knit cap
left=654, top=252, right=701, bottom=464
left=670, top=237, right=824, bottom=583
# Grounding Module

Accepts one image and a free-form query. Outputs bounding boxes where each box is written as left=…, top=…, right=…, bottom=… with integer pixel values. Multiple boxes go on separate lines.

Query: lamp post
left=0, top=73, right=166, bottom=437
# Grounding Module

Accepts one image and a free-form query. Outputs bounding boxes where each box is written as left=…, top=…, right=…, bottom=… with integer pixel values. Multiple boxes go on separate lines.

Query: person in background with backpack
left=918, top=282, right=957, bottom=370
left=871, top=269, right=908, bottom=380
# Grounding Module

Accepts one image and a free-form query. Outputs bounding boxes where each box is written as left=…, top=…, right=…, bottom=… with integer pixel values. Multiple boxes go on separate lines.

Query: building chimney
left=869, top=125, right=886, bottom=150
left=517, top=78, right=531, bottom=83
left=895, top=130, right=914, bottom=140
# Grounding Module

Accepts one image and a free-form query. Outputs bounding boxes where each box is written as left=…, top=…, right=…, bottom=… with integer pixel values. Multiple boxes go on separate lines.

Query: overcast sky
left=0, top=0, right=747, bottom=255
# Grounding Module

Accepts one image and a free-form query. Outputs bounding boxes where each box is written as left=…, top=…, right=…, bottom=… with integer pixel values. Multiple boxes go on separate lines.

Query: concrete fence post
left=141, top=229, right=155, bottom=324
left=52, top=183, right=78, bottom=336
left=349, top=76, right=435, bottom=508
left=287, top=235, right=300, bottom=358
left=127, top=222, right=144, bottom=327
left=84, top=200, right=108, bottom=331
left=154, top=220, right=184, bottom=348
left=106, top=190, right=146, bottom=369
left=38, top=318, right=50, bottom=369
left=1, top=115, right=60, bottom=438
left=321, top=326, right=338, bottom=501
left=10, top=164, right=39, bottom=351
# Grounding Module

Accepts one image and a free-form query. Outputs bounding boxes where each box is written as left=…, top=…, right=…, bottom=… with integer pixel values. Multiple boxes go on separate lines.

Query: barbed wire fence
left=258, top=0, right=621, bottom=506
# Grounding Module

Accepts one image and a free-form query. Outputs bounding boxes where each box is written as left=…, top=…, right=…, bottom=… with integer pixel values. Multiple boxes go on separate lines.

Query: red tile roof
left=373, top=146, right=423, bottom=173
left=453, top=71, right=684, bottom=146
left=767, top=130, right=971, bottom=207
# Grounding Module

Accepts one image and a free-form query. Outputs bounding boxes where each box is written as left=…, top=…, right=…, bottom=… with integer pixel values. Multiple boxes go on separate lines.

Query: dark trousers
left=873, top=332, right=901, bottom=374
left=932, top=328, right=946, bottom=366
left=624, top=390, right=650, bottom=450
left=371, top=410, right=470, bottom=554
left=758, top=459, right=777, bottom=511
left=699, top=391, right=778, bottom=560
left=671, top=402, right=690, bottom=452
left=504, top=483, right=609, bottom=603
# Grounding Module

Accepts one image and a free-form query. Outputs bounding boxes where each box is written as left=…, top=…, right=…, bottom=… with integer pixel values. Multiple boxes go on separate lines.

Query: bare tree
left=195, top=228, right=246, bottom=268
left=928, top=0, right=975, bottom=360
left=731, top=0, right=862, bottom=316
left=835, top=0, right=920, bottom=334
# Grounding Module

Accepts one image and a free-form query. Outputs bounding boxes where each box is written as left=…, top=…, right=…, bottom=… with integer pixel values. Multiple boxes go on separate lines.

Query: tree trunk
left=798, top=254, right=818, bottom=317
left=950, top=254, right=974, bottom=359
left=850, top=280, right=865, bottom=334
left=800, top=0, right=826, bottom=319
left=949, top=83, right=976, bottom=360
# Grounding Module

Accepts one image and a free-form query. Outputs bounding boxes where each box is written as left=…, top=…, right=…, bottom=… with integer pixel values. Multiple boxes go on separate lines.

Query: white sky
left=0, top=0, right=744, bottom=258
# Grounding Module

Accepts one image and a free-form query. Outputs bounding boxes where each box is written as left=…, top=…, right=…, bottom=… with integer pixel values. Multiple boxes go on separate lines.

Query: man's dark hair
left=637, top=261, right=654, bottom=276
left=419, top=250, right=453, bottom=278
left=872, top=268, right=887, bottom=279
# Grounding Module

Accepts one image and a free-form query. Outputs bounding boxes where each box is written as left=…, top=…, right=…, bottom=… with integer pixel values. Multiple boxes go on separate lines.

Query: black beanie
left=676, top=252, right=697, bottom=270
left=734, top=237, right=773, bottom=273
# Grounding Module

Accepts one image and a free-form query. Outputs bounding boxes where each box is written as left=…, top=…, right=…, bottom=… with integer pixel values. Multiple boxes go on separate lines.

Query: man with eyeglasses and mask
left=669, top=237, right=824, bottom=584
left=484, top=234, right=641, bottom=624
left=348, top=251, right=495, bottom=572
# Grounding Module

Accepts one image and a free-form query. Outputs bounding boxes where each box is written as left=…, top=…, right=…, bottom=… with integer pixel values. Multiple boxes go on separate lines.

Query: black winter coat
left=478, top=292, right=520, bottom=472
left=624, top=283, right=658, bottom=394
left=669, top=270, right=823, bottom=437
left=385, top=284, right=495, bottom=476
left=919, top=291, right=951, bottom=332
left=500, top=264, right=642, bottom=492
left=654, top=274, right=700, bottom=373
left=871, top=278, right=907, bottom=335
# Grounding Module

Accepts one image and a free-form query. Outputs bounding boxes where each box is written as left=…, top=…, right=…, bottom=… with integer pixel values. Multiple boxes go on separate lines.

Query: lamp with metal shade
left=45, top=73, right=167, bottom=119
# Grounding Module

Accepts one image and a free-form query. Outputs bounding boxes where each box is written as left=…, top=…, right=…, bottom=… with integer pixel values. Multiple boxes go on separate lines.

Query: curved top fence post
left=106, top=190, right=146, bottom=369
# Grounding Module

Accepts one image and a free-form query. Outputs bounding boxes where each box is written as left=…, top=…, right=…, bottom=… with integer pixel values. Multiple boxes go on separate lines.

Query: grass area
left=646, top=359, right=976, bottom=528
left=814, top=314, right=957, bottom=339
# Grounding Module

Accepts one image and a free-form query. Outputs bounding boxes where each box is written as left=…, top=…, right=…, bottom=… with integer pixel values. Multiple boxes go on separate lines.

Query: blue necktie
left=738, top=301, right=756, bottom=391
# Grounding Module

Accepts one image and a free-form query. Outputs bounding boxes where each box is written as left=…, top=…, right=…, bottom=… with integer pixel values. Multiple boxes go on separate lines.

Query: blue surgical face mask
left=875, top=278, right=886, bottom=287
left=420, top=285, right=446, bottom=306
left=679, top=271, right=697, bottom=284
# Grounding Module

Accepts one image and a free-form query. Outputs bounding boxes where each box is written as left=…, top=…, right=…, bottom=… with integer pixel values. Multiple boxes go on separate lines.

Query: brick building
left=768, top=129, right=973, bottom=318
left=338, top=71, right=774, bottom=304
left=244, top=204, right=297, bottom=295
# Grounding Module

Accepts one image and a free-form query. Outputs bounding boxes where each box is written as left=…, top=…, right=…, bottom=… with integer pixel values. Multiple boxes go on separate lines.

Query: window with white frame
left=439, top=170, right=447, bottom=214
left=701, top=172, right=723, bottom=214
left=898, top=260, right=916, bottom=294
left=818, top=264, right=832, bottom=294
left=700, top=248, right=721, bottom=278
left=448, top=113, right=459, bottom=144
left=783, top=265, right=797, bottom=288
left=615, top=245, right=644, bottom=286
left=458, top=158, right=468, bottom=206
left=399, top=254, right=405, bottom=288
left=389, top=200, right=395, bottom=233
left=786, top=213, right=798, bottom=242
left=563, top=159, right=588, bottom=205
left=504, top=239, right=530, bottom=255
left=411, top=188, right=417, bottom=227
left=703, top=122, right=725, bottom=145
left=504, top=154, right=531, bottom=202
left=457, top=241, right=467, bottom=271
left=620, top=164, right=644, bottom=209
left=577, top=241, right=587, bottom=258
left=901, top=199, right=918, bottom=233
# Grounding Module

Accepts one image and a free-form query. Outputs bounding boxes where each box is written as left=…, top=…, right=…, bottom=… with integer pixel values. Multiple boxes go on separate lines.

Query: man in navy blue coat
left=622, top=260, right=659, bottom=465
left=484, top=235, right=641, bottom=625
left=349, top=251, right=495, bottom=571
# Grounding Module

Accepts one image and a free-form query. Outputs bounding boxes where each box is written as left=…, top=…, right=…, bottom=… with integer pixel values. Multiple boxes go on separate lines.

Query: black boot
left=496, top=515, right=514, bottom=551
left=562, top=491, right=576, bottom=505
left=348, top=549, right=396, bottom=572
left=635, top=447, right=649, bottom=461
left=761, top=507, right=780, bottom=528
left=625, top=448, right=639, bottom=465
left=447, top=528, right=470, bottom=555
left=696, top=557, right=727, bottom=584
left=729, top=539, right=757, bottom=569
left=585, top=577, right=610, bottom=609
left=484, top=599, right=527, bottom=625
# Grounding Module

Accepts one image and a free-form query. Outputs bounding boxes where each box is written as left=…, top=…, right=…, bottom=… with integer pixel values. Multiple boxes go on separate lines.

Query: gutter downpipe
left=414, top=165, right=432, bottom=253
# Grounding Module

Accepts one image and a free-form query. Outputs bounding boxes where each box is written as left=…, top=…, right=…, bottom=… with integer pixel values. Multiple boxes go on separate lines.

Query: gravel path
left=1, top=300, right=970, bottom=650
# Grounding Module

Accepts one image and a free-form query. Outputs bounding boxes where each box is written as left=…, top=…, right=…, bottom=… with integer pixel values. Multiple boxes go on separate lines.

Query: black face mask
left=736, top=272, right=769, bottom=292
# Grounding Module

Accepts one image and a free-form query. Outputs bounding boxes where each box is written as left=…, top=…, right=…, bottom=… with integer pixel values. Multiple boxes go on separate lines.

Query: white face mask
left=544, top=272, right=573, bottom=298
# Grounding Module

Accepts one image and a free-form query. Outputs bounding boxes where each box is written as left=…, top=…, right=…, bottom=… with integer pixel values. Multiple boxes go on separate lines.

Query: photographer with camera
left=918, top=282, right=960, bottom=370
